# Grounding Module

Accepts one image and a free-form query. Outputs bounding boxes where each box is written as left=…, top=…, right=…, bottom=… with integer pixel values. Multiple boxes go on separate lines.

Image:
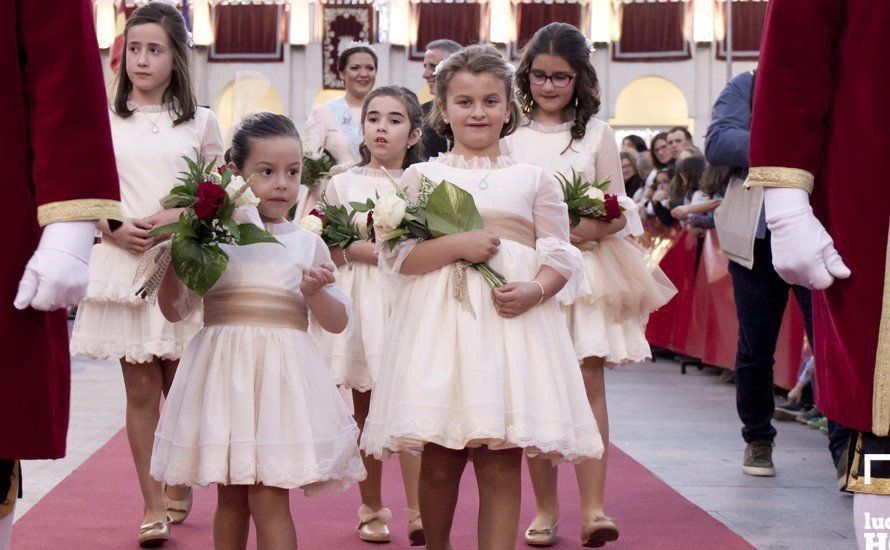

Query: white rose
left=225, top=176, right=260, bottom=208
left=300, top=215, right=324, bottom=236
left=585, top=186, right=605, bottom=201
left=373, top=194, right=407, bottom=229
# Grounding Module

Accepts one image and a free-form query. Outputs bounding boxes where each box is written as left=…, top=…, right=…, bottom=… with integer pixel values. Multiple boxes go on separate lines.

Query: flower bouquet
left=350, top=174, right=507, bottom=288
left=301, top=149, right=336, bottom=188
left=299, top=200, right=365, bottom=249
left=133, top=154, right=280, bottom=298
left=556, top=169, right=623, bottom=227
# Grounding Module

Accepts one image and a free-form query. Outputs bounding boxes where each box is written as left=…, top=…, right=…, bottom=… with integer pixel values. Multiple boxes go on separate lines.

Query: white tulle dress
left=150, top=221, right=366, bottom=494
left=504, top=117, right=677, bottom=365
left=309, top=166, right=401, bottom=392
left=70, top=105, right=223, bottom=364
left=359, top=154, right=603, bottom=464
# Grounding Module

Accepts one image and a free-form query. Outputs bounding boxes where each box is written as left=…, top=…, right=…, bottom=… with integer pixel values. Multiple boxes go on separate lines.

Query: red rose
left=217, top=166, right=225, bottom=176
left=367, top=210, right=376, bottom=242
left=194, top=181, right=226, bottom=221
left=603, top=194, right=622, bottom=221
left=309, top=208, right=325, bottom=221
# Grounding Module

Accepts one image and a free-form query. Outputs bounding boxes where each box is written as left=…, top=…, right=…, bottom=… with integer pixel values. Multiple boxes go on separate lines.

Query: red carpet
left=13, top=430, right=752, bottom=549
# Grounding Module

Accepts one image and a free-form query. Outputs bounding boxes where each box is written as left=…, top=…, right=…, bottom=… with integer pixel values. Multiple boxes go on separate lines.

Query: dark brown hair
left=112, top=2, right=197, bottom=125
left=337, top=45, right=378, bottom=73
left=428, top=45, right=521, bottom=141
left=225, top=112, right=301, bottom=170
left=358, top=86, right=425, bottom=169
left=670, top=155, right=706, bottom=202
left=515, top=23, right=600, bottom=146
left=699, top=164, right=730, bottom=197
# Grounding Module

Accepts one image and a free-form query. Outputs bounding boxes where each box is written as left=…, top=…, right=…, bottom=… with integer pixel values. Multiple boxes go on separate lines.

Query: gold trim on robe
left=846, top=434, right=890, bottom=495
left=37, top=199, right=123, bottom=227
left=743, top=167, right=815, bottom=193
left=873, top=224, right=890, bottom=436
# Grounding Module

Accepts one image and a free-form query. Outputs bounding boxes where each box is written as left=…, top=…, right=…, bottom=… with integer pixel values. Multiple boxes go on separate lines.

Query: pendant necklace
left=136, top=104, right=164, bottom=134
left=470, top=166, right=495, bottom=190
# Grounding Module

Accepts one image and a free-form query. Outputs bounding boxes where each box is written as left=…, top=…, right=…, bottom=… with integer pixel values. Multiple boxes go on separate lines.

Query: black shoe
left=796, top=407, right=823, bottom=425
left=742, top=440, right=776, bottom=477
left=773, top=402, right=808, bottom=421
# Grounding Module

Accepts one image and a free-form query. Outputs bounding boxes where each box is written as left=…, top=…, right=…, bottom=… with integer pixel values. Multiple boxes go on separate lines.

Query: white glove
left=14, top=220, right=97, bottom=311
left=763, top=187, right=851, bottom=290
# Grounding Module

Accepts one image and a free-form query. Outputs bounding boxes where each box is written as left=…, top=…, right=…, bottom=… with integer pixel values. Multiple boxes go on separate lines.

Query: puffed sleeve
left=21, top=0, right=122, bottom=226
left=322, top=174, right=343, bottom=207
left=309, top=234, right=354, bottom=334
left=200, top=109, right=225, bottom=163
left=532, top=169, right=588, bottom=303
left=376, top=165, right=422, bottom=275
left=744, top=0, right=842, bottom=193
left=594, top=124, right=643, bottom=237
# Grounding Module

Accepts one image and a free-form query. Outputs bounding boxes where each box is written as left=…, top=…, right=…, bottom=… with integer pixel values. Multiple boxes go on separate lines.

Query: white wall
left=99, top=41, right=757, bottom=146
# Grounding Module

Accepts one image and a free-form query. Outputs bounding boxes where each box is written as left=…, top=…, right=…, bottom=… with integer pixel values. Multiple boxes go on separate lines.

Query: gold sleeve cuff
left=743, top=167, right=814, bottom=193
left=37, top=199, right=123, bottom=227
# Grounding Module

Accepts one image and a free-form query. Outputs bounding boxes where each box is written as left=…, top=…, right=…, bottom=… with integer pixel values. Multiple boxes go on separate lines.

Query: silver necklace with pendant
left=136, top=105, right=164, bottom=134
left=471, top=167, right=494, bottom=190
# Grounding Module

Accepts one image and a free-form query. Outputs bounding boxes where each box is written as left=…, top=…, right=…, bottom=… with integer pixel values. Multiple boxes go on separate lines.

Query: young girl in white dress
left=360, top=45, right=603, bottom=550
left=68, top=4, right=222, bottom=543
left=150, top=113, right=365, bottom=549
left=311, top=86, right=425, bottom=545
left=504, top=23, right=676, bottom=547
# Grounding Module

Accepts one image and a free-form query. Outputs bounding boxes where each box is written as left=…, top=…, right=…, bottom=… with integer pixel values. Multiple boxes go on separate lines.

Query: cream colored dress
left=150, top=221, right=366, bottom=493
left=359, top=154, right=603, bottom=464
left=309, top=166, right=401, bottom=392
left=70, top=105, right=223, bottom=364
left=297, top=97, right=364, bottom=219
left=504, top=117, right=676, bottom=365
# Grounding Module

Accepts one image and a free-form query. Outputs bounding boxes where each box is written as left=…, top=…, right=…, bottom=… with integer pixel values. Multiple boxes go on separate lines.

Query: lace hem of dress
left=431, top=152, right=516, bottom=170
left=350, top=166, right=405, bottom=179
left=574, top=339, right=652, bottom=366
left=150, top=427, right=366, bottom=494
left=361, top=416, right=603, bottom=465
left=69, top=338, right=190, bottom=364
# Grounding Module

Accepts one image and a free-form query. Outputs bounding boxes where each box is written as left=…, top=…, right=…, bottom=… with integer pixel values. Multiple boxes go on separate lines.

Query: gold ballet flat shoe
left=406, top=508, right=425, bottom=546
left=165, top=486, right=193, bottom=525
left=356, top=504, right=392, bottom=543
left=138, top=516, right=171, bottom=548
left=581, top=516, right=619, bottom=548
left=524, top=520, right=559, bottom=546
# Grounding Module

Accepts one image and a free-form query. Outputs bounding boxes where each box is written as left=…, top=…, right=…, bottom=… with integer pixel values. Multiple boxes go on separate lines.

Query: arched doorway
left=213, top=71, right=285, bottom=144
left=610, top=76, right=692, bottom=144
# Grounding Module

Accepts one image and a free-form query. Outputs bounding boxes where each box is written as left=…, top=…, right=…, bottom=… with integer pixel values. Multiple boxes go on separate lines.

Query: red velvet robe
left=749, top=0, right=890, bottom=432
left=2, top=0, right=121, bottom=459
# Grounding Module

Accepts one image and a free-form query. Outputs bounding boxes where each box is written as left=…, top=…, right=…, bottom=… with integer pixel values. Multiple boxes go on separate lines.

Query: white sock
left=0, top=500, right=15, bottom=550
left=855, top=493, right=890, bottom=550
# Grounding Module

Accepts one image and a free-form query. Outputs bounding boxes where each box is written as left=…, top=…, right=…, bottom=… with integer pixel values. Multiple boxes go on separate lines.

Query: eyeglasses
left=529, top=70, right=575, bottom=88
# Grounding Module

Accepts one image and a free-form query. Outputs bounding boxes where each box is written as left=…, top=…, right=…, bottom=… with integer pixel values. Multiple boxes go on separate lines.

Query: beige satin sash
left=203, top=286, right=308, bottom=331
left=480, top=209, right=536, bottom=249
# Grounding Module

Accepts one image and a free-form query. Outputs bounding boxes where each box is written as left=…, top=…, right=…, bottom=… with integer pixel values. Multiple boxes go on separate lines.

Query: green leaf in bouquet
left=171, top=234, right=229, bottom=296
left=148, top=222, right=179, bottom=237
left=425, top=180, right=483, bottom=237
left=236, top=223, right=281, bottom=246
left=221, top=169, right=232, bottom=188
left=349, top=199, right=375, bottom=213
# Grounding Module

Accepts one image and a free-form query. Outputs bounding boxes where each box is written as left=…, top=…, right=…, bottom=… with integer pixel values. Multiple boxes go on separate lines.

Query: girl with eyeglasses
left=505, top=22, right=676, bottom=548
